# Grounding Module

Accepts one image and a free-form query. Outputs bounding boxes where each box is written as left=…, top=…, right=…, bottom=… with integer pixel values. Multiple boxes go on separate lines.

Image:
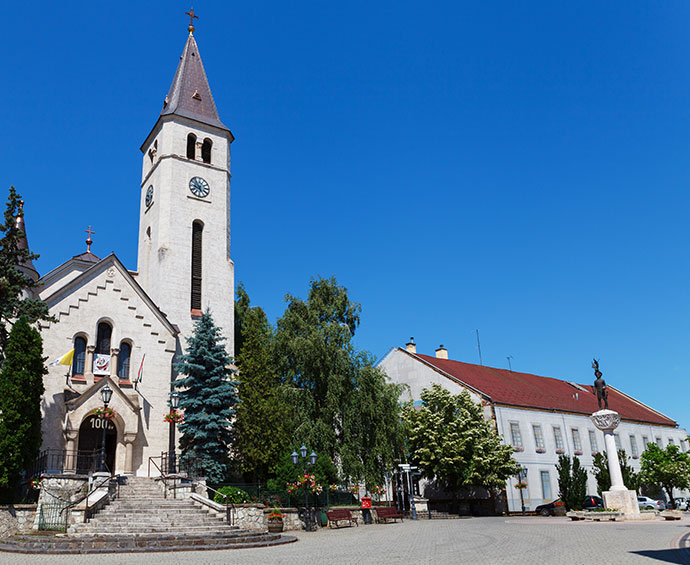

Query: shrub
left=212, top=486, right=250, bottom=504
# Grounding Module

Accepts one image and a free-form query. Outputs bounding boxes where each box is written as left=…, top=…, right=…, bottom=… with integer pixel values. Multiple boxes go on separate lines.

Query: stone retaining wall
left=0, top=505, right=36, bottom=538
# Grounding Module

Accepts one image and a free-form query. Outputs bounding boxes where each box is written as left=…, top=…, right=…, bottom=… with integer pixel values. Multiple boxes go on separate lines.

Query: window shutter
left=191, top=222, right=203, bottom=310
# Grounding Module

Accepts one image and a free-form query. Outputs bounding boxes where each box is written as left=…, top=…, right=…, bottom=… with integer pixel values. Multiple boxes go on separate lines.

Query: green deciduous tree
left=275, top=276, right=404, bottom=487
left=0, top=316, right=47, bottom=502
left=402, top=384, right=520, bottom=499
left=0, top=187, right=53, bottom=364
left=556, top=454, right=587, bottom=510
left=174, top=310, right=239, bottom=484
left=591, top=450, right=639, bottom=496
left=639, top=443, right=690, bottom=509
left=233, top=284, right=290, bottom=483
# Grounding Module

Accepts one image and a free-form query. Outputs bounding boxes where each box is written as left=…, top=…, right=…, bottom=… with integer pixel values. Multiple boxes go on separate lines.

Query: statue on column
left=592, top=359, right=609, bottom=410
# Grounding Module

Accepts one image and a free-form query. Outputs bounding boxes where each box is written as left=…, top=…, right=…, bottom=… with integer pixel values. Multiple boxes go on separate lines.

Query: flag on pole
left=136, top=354, right=146, bottom=387
left=49, top=349, right=75, bottom=367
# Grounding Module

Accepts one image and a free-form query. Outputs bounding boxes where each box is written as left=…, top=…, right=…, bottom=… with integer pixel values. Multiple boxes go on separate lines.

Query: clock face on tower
left=145, top=185, right=154, bottom=207
left=189, top=177, right=210, bottom=198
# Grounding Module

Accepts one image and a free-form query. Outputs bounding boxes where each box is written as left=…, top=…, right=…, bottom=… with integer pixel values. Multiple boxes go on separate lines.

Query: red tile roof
left=413, top=352, right=676, bottom=427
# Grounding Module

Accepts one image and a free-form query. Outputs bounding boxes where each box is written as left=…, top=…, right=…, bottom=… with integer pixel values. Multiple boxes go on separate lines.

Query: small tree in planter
left=556, top=454, right=587, bottom=511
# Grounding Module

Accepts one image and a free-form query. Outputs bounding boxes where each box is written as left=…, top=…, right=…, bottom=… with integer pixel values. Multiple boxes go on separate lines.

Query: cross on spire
left=185, top=8, right=198, bottom=33
left=85, top=225, right=95, bottom=253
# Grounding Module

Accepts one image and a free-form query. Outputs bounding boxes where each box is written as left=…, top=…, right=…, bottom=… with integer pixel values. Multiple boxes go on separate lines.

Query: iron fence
left=31, top=449, right=103, bottom=476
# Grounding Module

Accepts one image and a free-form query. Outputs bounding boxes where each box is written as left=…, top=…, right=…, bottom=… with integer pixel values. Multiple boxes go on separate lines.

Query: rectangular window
left=656, top=437, right=662, bottom=447
left=668, top=438, right=675, bottom=446
left=540, top=470, right=552, bottom=501
left=533, top=425, right=545, bottom=449
left=571, top=428, right=582, bottom=452
left=589, top=430, right=598, bottom=453
left=681, top=440, right=687, bottom=452
left=614, top=433, right=622, bottom=451
left=510, top=422, right=522, bottom=447
left=553, top=426, right=564, bottom=450
left=630, top=435, right=638, bottom=457
left=642, top=436, right=649, bottom=449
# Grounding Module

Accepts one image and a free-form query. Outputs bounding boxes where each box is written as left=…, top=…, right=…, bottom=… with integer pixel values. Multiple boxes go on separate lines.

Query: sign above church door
left=94, top=354, right=111, bottom=375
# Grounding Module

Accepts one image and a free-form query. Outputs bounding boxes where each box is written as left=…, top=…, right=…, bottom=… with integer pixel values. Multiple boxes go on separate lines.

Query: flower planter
left=554, top=506, right=566, bottom=516
left=267, top=518, right=284, bottom=533
left=535, top=448, right=546, bottom=453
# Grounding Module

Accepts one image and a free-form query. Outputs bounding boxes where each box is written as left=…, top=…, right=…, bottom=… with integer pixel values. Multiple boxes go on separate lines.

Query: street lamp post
left=291, top=445, right=317, bottom=531
left=517, top=467, right=527, bottom=516
left=169, top=391, right=179, bottom=474
left=98, top=384, right=113, bottom=473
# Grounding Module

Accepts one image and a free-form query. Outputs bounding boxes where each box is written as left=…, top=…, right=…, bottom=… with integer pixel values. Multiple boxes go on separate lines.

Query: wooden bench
left=375, top=506, right=404, bottom=523
left=326, top=509, right=358, bottom=528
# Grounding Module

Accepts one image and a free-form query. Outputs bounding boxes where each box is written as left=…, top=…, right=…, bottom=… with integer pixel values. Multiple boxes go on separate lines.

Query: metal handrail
left=148, top=456, right=169, bottom=498
left=202, top=483, right=236, bottom=526
left=65, top=473, right=120, bottom=520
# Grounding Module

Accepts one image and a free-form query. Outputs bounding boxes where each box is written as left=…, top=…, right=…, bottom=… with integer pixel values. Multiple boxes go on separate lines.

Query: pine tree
left=233, top=284, right=289, bottom=483
left=0, top=186, right=53, bottom=363
left=0, top=316, right=46, bottom=502
left=174, top=310, right=238, bottom=484
left=402, top=384, right=520, bottom=498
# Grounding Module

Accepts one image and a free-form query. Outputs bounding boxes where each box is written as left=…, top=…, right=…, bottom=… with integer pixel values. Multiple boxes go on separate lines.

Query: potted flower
left=94, top=407, right=118, bottom=420
left=514, top=482, right=527, bottom=490
left=163, top=410, right=184, bottom=424
left=267, top=508, right=284, bottom=533
left=30, top=477, right=42, bottom=491
left=554, top=500, right=566, bottom=516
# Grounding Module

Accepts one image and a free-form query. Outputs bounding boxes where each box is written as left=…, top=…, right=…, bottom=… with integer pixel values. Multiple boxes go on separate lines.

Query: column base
left=603, top=489, right=640, bottom=516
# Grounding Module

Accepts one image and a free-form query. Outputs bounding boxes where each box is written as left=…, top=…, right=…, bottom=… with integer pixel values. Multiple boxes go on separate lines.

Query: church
left=20, top=24, right=235, bottom=476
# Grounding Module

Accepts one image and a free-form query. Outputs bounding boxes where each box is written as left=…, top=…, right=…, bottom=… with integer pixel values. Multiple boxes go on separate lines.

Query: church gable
left=40, top=253, right=178, bottom=346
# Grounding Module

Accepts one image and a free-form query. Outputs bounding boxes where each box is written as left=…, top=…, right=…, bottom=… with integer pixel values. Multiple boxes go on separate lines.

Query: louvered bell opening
left=191, top=222, right=203, bottom=311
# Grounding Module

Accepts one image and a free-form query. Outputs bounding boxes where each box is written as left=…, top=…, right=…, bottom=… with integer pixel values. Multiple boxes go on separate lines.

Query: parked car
left=535, top=496, right=602, bottom=516
left=673, top=498, right=689, bottom=510
left=582, top=495, right=604, bottom=510
left=637, top=496, right=665, bottom=510
left=535, top=499, right=566, bottom=516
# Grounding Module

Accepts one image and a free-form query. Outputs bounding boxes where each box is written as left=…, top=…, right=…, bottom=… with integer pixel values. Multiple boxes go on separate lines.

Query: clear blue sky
left=2, top=2, right=689, bottom=431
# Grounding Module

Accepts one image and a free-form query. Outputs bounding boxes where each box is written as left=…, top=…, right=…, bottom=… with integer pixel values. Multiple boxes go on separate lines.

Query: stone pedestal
left=602, top=489, right=639, bottom=517
left=591, top=409, right=640, bottom=517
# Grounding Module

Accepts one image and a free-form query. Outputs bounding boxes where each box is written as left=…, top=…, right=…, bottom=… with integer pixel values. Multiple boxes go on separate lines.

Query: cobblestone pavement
left=2, top=516, right=690, bottom=565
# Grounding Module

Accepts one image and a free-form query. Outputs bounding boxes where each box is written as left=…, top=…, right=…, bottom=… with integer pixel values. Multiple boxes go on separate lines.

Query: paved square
left=2, top=516, right=689, bottom=564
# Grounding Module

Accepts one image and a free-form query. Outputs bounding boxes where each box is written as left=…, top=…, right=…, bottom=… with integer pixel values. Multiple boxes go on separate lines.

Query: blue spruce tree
left=174, top=310, right=238, bottom=484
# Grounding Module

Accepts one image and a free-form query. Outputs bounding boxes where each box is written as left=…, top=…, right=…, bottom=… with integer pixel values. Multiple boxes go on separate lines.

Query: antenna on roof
left=475, top=329, right=483, bottom=366
left=506, top=355, right=513, bottom=372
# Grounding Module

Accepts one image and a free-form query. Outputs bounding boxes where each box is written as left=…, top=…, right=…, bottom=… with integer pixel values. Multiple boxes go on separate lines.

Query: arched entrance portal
left=77, top=414, right=117, bottom=474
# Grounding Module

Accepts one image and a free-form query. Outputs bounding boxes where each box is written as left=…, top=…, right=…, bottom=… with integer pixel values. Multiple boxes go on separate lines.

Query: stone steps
left=0, top=532, right=297, bottom=554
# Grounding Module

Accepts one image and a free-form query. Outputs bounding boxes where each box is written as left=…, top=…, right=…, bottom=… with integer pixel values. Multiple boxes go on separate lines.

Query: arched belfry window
left=191, top=221, right=203, bottom=312
left=201, top=138, right=212, bottom=164
left=118, top=342, right=131, bottom=380
left=96, top=322, right=112, bottom=355
left=72, top=336, right=86, bottom=377
left=186, top=133, right=197, bottom=160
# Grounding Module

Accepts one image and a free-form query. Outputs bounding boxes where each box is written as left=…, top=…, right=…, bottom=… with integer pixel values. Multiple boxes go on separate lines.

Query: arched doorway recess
left=77, top=414, right=117, bottom=474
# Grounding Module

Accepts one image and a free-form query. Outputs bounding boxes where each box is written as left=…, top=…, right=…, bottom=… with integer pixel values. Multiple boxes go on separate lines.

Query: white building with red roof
left=379, top=340, right=688, bottom=513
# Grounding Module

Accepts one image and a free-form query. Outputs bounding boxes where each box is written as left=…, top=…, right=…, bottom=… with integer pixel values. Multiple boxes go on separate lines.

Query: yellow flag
left=49, top=349, right=74, bottom=367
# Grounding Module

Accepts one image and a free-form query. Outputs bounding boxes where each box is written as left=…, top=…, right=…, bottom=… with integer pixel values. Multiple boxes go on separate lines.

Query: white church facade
left=379, top=341, right=689, bottom=513
left=21, top=29, right=235, bottom=476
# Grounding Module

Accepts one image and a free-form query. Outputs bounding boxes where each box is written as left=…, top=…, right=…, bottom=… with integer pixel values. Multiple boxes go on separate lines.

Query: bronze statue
left=592, top=359, right=609, bottom=410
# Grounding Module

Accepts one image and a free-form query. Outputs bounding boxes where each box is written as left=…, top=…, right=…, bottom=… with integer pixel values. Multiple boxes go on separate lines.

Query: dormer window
left=201, top=138, right=212, bottom=164
left=186, top=133, right=197, bottom=160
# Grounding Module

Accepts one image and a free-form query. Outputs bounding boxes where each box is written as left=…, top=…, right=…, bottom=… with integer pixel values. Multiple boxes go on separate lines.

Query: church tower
left=137, top=25, right=234, bottom=354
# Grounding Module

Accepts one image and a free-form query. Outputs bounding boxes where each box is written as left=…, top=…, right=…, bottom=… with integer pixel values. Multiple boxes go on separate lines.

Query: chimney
left=435, top=345, right=448, bottom=359
left=405, top=337, right=416, bottom=354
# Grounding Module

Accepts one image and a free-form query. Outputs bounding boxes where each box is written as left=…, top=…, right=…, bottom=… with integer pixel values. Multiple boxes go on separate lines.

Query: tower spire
left=159, top=29, right=228, bottom=131
left=14, top=199, right=39, bottom=282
